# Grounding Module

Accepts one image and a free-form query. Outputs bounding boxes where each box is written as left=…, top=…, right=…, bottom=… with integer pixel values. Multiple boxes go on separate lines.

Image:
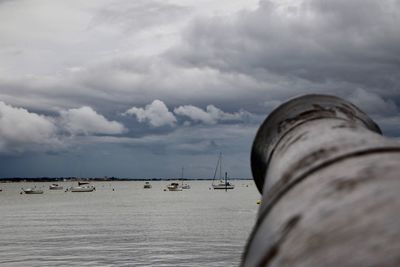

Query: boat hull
left=23, top=189, right=44, bottom=194
left=70, top=186, right=95, bottom=192
left=212, top=185, right=235, bottom=190
left=167, top=187, right=182, bottom=191
left=49, top=185, right=63, bottom=190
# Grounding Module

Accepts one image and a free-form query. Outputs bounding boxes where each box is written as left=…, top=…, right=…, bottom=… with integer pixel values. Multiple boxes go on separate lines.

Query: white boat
left=212, top=153, right=235, bottom=190
left=49, top=183, right=63, bottom=190
left=70, top=185, right=95, bottom=192
left=212, top=180, right=235, bottom=190
left=143, top=182, right=152, bottom=189
left=181, top=184, right=191, bottom=189
left=180, top=167, right=191, bottom=190
left=167, top=182, right=182, bottom=191
left=23, top=188, right=44, bottom=194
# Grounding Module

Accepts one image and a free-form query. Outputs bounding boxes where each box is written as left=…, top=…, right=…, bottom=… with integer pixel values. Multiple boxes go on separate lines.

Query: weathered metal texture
left=243, top=94, right=400, bottom=267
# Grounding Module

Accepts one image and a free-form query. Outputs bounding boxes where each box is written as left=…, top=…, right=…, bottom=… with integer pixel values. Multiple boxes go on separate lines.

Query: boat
left=23, top=188, right=44, bottom=194
left=181, top=184, right=191, bottom=189
left=69, top=185, right=95, bottom=192
left=167, top=182, right=182, bottom=191
left=143, top=182, right=152, bottom=189
left=49, top=183, right=63, bottom=190
left=180, top=167, right=191, bottom=189
left=212, top=176, right=235, bottom=190
left=212, top=153, right=235, bottom=190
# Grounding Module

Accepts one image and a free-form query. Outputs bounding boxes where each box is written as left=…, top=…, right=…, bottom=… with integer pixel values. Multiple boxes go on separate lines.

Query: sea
left=0, top=180, right=260, bottom=267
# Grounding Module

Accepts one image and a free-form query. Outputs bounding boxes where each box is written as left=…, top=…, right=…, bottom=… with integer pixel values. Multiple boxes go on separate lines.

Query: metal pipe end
left=251, top=94, right=382, bottom=193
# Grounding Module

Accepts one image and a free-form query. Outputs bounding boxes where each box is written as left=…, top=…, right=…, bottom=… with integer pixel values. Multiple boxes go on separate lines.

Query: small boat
left=143, top=182, right=152, bottom=189
left=70, top=185, right=95, bottom=192
left=180, top=167, right=191, bottom=189
left=181, top=184, right=191, bottom=189
left=23, top=188, right=44, bottom=194
left=212, top=153, right=235, bottom=190
left=49, top=183, right=63, bottom=190
left=212, top=179, right=235, bottom=190
left=167, top=182, right=182, bottom=191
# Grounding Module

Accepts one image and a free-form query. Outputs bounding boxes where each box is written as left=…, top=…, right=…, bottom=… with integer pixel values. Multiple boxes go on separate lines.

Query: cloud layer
left=60, top=106, right=126, bottom=135
left=124, top=100, right=177, bottom=127
left=174, top=104, right=250, bottom=125
left=0, top=102, right=126, bottom=154
left=0, top=0, right=399, bottom=177
left=0, top=101, right=59, bottom=154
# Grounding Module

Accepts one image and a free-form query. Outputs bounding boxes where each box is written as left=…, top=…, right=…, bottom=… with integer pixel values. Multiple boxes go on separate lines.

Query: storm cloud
left=0, top=0, right=399, bottom=177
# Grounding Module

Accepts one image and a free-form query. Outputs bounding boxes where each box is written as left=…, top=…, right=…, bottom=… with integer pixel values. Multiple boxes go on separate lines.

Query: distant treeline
left=0, top=177, right=252, bottom=182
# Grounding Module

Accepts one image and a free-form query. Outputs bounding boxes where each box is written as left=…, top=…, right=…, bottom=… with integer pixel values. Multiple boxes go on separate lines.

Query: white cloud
left=60, top=106, right=126, bottom=135
left=174, top=105, right=214, bottom=124
left=124, top=99, right=177, bottom=127
left=174, top=104, right=251, bottom=124
left=0, top=101, right=59, bottom=153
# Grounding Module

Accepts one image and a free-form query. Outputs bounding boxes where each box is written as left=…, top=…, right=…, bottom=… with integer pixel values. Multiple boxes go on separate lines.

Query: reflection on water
left=0, top=181, right=258, bottom=266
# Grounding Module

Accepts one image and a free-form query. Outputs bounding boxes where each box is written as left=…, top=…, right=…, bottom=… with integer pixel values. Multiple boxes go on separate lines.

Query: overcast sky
left=0, top=0, right=399, bottom=178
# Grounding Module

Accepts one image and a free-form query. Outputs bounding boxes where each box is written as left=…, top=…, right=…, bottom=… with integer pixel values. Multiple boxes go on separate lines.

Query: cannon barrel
left=242, top=94, right=400, bottom=267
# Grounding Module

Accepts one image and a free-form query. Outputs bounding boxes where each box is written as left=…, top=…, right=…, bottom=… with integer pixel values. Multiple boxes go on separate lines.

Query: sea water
left=0, top=181, right=259, bottom=266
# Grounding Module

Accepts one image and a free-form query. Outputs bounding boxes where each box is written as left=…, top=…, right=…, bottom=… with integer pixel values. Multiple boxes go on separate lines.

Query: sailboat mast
left=219, top=152, right=222, bottom=180
left=181, top=167, right=184, bottom=185
left=225, top=172, right=227, bottom=192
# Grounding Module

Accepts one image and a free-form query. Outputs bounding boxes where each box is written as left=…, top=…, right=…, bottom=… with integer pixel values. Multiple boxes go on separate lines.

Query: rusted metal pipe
left=242, top=94, right=400, bottom=267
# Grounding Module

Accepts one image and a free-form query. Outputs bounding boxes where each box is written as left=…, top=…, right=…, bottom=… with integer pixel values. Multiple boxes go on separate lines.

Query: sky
left=0, top=0, right=399, bottom=178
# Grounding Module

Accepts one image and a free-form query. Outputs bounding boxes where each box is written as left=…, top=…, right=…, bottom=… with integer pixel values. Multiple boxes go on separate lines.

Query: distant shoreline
left=0, top=177, right=252, bottom=183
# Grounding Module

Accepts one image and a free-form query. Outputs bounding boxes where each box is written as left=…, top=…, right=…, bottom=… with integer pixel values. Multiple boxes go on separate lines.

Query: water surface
left=0, top=181, right=259, bottom=266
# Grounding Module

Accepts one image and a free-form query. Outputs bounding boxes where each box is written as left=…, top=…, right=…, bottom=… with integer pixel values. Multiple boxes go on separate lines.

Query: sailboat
left=212, top=153, right=235, bottom=190
left=181, top=167, right=191, bottom=189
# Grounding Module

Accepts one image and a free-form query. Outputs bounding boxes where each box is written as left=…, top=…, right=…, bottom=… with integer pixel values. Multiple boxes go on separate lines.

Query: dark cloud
left=166, top=0, right=400, bottom=133
left=170, top=0, right=400, bottom=93
left=0, top=0, right=399, bottom=177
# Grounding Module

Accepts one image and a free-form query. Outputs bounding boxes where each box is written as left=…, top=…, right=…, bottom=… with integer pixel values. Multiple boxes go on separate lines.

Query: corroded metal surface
left=243, top=94, right=400, bottom=267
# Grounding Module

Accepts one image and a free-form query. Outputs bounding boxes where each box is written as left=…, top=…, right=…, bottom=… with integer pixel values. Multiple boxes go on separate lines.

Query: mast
left=225, top=172, right=227, bottom=192
left=212, top=152, right=221, bottom=185
left=219, top=152, right=222, bottom=181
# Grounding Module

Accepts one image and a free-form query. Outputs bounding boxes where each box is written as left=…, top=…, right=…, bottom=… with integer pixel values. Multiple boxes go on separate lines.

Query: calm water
left=0, top=181, right=259, bottom=266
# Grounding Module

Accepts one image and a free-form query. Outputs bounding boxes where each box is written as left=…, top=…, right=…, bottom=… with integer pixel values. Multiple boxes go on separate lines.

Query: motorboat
left=143, top=182, right=152, bottom=189
left=49, top=183, right=63, bottom=190
left=167, top=182, right=182, bottom=191
left=23, top=188, right=44, bottom=194
left=69, top=185, right=95, bottom=192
